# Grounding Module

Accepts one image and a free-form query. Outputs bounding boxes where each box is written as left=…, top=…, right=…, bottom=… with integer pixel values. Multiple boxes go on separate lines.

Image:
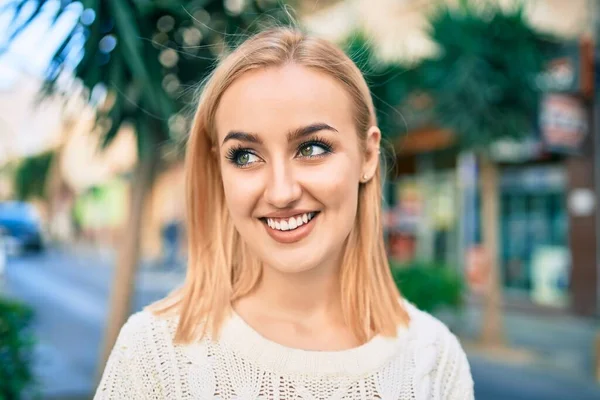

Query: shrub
left=0, top=297, right=36, bottom=399
left=390, top=260, right=464, bottom=313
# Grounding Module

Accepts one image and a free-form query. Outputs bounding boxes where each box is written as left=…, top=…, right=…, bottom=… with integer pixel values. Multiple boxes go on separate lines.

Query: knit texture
left=95, top=302, right=474, bottom=399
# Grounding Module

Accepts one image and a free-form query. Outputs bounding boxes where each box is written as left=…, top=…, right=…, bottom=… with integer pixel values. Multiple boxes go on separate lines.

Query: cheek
left=330, top=176, right=360, bottom=215
left=221, top=168, right=262, bottom=218
left=306, top=158, right=360, bottom=211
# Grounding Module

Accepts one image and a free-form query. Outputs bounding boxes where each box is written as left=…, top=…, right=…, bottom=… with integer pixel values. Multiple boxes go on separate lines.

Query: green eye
left=298, top=144, right=327, bottom=158
left=300, top=145, right=313, bottom=157
left=237, top=153, right=250, bottom=165
left=229, top=150, right=259, bottom=167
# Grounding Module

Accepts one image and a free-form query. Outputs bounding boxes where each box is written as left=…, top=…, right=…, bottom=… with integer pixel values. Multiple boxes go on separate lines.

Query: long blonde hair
left=151, top=27, right=409, bottom=344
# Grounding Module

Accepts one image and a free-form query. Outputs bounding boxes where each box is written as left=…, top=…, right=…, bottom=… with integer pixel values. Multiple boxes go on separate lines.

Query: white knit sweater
left=95, top=302, right=474, bottom=399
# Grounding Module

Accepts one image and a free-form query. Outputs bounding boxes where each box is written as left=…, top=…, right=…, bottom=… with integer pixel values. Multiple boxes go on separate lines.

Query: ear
left=361, top=126, right=381, bottom=183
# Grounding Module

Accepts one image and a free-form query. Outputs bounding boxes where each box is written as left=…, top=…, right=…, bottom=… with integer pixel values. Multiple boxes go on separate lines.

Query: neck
left=241, top=257, right=344, bottom=323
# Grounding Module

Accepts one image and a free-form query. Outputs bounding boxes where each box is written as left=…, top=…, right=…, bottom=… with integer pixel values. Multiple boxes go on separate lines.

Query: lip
left=261, top=212, right=319, bottom=244
left=261, top=209, right=318, bottom=218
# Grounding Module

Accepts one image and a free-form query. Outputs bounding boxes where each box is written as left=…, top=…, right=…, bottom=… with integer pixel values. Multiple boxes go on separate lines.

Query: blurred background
left=1, top=0, right=600, bottom=399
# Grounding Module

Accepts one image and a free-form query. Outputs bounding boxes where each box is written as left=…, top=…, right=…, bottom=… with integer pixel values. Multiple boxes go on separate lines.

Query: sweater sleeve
left=94, top=312, right=163, bottom=399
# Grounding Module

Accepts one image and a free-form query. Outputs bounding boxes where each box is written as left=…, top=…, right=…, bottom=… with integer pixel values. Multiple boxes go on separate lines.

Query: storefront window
left=387, top=170, right=459, bottom=266
left=386, top=161, right=571, bottom=307
left=499, top=165, right=570, bottom=306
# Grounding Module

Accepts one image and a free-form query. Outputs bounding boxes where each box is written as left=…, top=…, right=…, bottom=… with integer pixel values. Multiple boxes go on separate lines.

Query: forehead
left=215, top=64, right=355, bottom=139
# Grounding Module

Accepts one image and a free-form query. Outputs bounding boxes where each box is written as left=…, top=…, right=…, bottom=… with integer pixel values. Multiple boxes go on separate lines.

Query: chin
left=261, top=254, right=322, bottom=275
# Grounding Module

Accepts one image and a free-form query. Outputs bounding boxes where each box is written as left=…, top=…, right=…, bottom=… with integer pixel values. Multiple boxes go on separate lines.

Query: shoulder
left=122, top=309, right=176, bottom=333
left=403, top=301, right=474, bottom=399
left=404, top=301, right=460, bottom=345
left=118, top=310, right=165, bottom=338
left=113, top=309, right=179, bottom=357
left=95, top=311, right=176, bottom=398
left=403, top=300, right=469, bottom=360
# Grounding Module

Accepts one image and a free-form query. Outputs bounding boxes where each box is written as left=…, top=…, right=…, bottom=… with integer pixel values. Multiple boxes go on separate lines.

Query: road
left=2, top=248, right=600, bottom=400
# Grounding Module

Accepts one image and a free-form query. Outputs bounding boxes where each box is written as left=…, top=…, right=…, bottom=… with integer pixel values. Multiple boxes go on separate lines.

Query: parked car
left=0, top=202, right=45, bottom=253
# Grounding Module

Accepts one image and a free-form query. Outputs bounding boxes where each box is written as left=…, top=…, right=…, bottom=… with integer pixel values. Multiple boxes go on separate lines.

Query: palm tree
left=4, top=0, right=292, bottom=376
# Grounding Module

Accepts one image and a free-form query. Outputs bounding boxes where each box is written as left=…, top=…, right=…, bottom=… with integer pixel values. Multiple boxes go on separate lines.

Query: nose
left=263, top=161, right=302, bottom=208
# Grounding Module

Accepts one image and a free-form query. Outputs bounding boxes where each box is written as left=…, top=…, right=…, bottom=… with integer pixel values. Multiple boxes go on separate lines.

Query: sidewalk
left=435, top=303, right=600, bottom=382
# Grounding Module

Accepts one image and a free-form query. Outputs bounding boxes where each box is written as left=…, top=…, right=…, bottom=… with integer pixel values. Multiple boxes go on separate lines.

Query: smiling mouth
left=261, top=212, right=318, bottom=232
left=260, top=211, right=319, bottom=244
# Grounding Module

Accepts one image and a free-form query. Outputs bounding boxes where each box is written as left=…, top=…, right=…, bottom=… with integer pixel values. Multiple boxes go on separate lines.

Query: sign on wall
left=536, top=39, right=593, bottom=97
left=539, top=93, right=588, bottom=154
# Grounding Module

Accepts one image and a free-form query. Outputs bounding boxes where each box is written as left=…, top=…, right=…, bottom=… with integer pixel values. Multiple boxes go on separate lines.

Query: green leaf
left=107, top=0, right=171, bottom=118
left=417, top=1, right=559, bottom=150
left=14, top=152, right=54, bottom=201
left=5, top=0, right=292, bottom=167
left=0, top=297, right=36, bottom=399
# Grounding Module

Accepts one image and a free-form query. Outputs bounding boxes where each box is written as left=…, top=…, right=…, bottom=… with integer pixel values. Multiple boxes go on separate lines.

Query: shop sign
left=539, top=93, right=588, bottom=154
left=500, top=165, right=566, bottom=192
left=531, top=246, right=570, bottom=307
left=393, top=179, right=424, bottom=234
left=465, top=246, right=490, bottom=294
left=537, top=54, right=578, bottom=93
left=536, top=39, right=593, bottom=97
left=490, top=137, right=543, bottom=163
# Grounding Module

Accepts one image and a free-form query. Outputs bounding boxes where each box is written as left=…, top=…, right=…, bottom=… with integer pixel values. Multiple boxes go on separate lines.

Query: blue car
left=0, top=201, right=45, bottom=253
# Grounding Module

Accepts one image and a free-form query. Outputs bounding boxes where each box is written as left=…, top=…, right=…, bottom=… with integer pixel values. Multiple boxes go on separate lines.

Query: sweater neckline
left=218, top=308, right=410, bottom=377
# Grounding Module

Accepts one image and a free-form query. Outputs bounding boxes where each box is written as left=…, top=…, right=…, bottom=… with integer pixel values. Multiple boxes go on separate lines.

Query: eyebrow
left=286, top=123, right=338, bottom=142
left=221, top=123, right=338, bottom=147
left=221, top=131, right=263, bottom=146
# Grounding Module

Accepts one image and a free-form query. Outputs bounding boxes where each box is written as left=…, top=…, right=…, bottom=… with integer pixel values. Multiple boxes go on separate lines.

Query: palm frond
left=5, top=0, right=293, bottom=162
left=420, top=2, right=560, bottom=150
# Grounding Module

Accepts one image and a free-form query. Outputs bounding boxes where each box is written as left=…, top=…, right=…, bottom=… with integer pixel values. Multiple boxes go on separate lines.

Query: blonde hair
left=151, top=27, right=409, bottom=344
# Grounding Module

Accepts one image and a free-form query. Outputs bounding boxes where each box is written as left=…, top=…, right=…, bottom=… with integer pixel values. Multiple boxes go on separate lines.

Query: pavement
left=1, top=245, right=600, bottom=400
left=442, top=309, right=600, bottom=400
left=436, top=304, right=600, bottom=382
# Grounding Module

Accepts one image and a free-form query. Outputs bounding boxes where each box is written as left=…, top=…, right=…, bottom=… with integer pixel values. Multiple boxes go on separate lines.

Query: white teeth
left=266, top=212, right=317, bottom=232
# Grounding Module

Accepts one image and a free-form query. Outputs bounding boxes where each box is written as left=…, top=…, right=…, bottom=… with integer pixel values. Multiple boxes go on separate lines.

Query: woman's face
left=215, top=64, right=380, bottom=275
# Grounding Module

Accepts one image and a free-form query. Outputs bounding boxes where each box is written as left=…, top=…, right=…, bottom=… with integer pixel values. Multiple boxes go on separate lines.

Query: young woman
left=95, top=27, right=474, bottom=399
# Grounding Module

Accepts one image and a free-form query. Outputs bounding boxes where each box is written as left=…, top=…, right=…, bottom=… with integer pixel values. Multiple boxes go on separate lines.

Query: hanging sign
left=536, top=39, right=594, bottom=97
left=539, top=93, right=588, bottom=154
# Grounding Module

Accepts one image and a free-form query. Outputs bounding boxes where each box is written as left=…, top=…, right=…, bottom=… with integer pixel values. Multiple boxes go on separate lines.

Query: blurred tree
left=343, top=31, right=417, bottom=141
left=5, top=0, right=293, bottom=377
left=342, top=31, right=421, bottom=208
left=14, top=151, right=54, bottom=201
left=418, top=0, right=558, bottom=346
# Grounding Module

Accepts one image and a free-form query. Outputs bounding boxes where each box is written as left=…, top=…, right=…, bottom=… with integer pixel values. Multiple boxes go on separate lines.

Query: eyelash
left=225, top=137, right=334, bottom=168
left=225, top=145, right=254, bottom=166
left=298, top=136, right=334, bottom=157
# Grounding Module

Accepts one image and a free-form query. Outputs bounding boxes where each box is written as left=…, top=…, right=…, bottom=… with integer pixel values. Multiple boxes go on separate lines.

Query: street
left=1, top=248, right=181, bottom=399
left=2, top=249, right=600, bottom=400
